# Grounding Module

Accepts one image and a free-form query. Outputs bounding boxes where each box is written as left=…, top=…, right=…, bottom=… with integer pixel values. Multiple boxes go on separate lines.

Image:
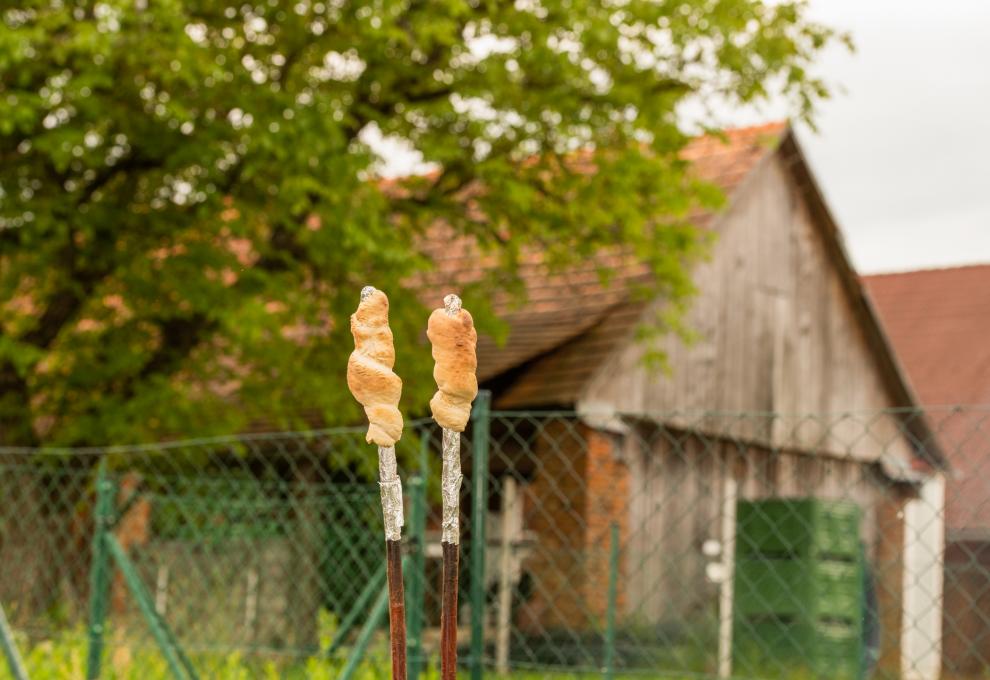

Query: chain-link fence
left=1, top=404, right=988, bottom=679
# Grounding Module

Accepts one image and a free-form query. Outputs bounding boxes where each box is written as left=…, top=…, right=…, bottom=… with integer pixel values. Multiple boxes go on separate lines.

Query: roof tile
left=864, top=264, right=990, bottom=406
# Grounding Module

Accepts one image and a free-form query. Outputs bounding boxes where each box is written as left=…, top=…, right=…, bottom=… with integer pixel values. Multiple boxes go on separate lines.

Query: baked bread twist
left=428, top=295, right=478, bottom=432
left=347, top=287, right=403, bottom=446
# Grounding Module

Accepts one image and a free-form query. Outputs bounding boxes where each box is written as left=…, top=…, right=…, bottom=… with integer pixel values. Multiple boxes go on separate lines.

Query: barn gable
left=480, top=123, right=786, bottom=408
left=466, top=125, right=941, bottom=470
left=580, top=131, right=930, bottom=467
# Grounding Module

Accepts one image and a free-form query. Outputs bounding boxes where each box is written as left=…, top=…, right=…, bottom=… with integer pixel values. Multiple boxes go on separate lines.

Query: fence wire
left=0, top=406, right=988, bottom=679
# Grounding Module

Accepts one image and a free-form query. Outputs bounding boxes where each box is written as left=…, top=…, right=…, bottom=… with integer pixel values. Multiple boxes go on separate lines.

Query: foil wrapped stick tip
left=443, top=293, right=462, bottom=316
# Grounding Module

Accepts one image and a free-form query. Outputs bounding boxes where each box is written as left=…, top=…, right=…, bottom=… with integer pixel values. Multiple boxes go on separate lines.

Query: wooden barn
left=431, top=123, right=949, bottom=679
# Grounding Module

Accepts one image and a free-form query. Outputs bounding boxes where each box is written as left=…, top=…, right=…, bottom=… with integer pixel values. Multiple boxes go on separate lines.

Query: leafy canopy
left=0, top=0, right=844, bottom=445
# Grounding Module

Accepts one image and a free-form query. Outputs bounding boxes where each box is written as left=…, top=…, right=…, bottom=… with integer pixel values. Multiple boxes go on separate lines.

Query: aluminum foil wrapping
left=378, top=445, right=404, bottom=542
left=439, top=293, right=465, bottom=545
left=440, top=427, right=463, bottom=545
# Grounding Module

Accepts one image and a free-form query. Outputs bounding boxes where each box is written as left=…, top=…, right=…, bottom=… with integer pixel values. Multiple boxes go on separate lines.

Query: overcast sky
left=792, top=0, right=990, bottom=273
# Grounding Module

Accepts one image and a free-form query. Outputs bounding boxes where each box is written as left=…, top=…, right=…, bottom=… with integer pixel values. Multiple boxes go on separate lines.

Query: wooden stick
left=385, top=537, right=408, bottom=680
left=495, top=476, right=518, bottom=674
left=440, top=427, right=462, bottom=680
left=379, top=444, right=408, bottom=680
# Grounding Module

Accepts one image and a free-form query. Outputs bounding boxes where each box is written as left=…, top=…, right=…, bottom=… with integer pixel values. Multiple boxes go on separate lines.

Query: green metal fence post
left=0, top=602, right=29, bottom=680
left=469, top=390, right=492, bottom=680
left=86, top=458, right=114, bottom=680
left=406, top=434, right=430, bottom=680
left=604, top=522, right=619, bottom=680
left=339, top=582, right=389, bottom=680
left=106, top=535, right=197, bottom=680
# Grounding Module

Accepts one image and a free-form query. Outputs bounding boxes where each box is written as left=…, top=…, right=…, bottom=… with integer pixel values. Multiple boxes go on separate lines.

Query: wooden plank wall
left=624, top=426, right=885, bottom=626
left=580, top=151, right=917, bottom=467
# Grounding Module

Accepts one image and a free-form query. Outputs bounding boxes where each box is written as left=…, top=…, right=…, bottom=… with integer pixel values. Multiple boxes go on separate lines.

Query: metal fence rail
left=0, top=405, right=988, bottom=679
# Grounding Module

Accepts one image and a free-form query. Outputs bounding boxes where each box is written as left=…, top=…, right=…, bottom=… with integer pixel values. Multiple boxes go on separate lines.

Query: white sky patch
left=361, top=123, right=435, bottom=178
left=795, top=0, right=990, bottom=273
left=466, top=29, right=517, bottom=60
left=184, top=22, right=207, bottom=44
left=316, top=50, right=366, bottom=82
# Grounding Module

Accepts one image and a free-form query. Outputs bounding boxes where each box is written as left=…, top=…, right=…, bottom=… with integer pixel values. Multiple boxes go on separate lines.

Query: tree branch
left=76, top=154, right=163, bottom=206
left=0, top=360, right=37, bottom=446
left=138, top=314, right=217, bottom=382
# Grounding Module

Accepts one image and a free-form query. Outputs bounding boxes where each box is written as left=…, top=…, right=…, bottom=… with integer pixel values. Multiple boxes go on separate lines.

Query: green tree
left=0, top=0, right=845, bottom=446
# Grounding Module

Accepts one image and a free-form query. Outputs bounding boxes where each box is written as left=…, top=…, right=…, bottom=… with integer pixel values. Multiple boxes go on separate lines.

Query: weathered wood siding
left=580, top=150, right=916, bottom=467
left=623, top=428, right=884, bottom=626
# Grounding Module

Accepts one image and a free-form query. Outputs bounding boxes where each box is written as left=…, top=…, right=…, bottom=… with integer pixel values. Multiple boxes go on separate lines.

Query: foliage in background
left=4, top=628, right=834, bottom=680
left=0, top=0, right=845, bottom=445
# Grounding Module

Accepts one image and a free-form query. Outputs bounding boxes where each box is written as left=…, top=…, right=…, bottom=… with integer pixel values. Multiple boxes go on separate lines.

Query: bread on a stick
left=347, top=287, right=403, bottom=446
left=427, top=295, right=478, bottom=432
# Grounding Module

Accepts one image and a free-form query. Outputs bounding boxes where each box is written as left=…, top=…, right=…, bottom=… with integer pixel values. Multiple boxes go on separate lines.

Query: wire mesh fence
left=0, top=404, right=988, bottom=679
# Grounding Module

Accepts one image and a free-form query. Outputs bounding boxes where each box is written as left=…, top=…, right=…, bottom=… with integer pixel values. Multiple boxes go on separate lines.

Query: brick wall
left=942, top=538, right=990, bottom=675
left=519, top=423, right=630, bottom=631
left=583, top=426, right=629, bottom=621
left=518, top=420, right=589, bottom=630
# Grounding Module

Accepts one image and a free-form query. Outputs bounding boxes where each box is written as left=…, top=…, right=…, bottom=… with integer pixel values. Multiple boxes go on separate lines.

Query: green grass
left=4, top=629, right=685, bottom=680
left=2, top=625, right=871, bottom=680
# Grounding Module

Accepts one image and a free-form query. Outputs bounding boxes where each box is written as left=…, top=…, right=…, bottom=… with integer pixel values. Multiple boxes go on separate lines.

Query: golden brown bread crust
left=347, top=289, right=403, bottom=446
left=427, top=306, right=478, bottom=431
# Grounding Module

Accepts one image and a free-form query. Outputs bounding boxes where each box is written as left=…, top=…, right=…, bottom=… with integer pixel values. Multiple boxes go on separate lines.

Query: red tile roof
left=421, top=122, right=787, bottom=406
left=864, top=265, right=990, bottom=406
left=864, top=264, right=990, bottom=533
